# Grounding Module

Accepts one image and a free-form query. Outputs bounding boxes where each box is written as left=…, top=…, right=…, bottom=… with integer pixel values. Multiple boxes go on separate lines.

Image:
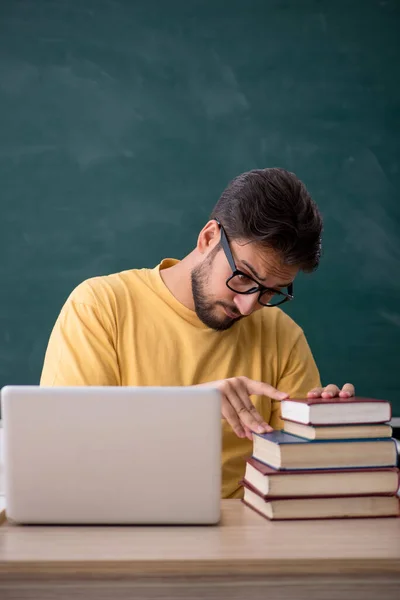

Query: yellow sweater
left=41, top=259, right=321, bottom=498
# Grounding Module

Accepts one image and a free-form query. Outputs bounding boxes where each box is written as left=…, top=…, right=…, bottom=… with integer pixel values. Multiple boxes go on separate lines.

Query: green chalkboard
left=1, top=0, right=399, bottom=414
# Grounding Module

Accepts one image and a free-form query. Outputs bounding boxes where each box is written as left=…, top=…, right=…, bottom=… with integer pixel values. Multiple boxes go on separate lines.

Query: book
left=281, top=397, right=391, bottom=426
left=283, top=421, right=393, bottom=441
left=242, top=482, right=400, bottom=520
left=243, top=458, right=400, bottom=497
left=252, top=431, right=398, bottom=470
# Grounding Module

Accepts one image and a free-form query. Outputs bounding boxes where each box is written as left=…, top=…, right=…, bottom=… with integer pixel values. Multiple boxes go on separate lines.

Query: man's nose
left=233, top=293, right=260, bottom=316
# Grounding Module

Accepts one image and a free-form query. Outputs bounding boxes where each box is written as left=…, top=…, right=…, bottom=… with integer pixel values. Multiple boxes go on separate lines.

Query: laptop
left=1, top=385, right=222, bottom=525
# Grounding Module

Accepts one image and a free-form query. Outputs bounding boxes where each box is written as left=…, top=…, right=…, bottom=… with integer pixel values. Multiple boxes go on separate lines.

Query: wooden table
left=0, top=500, right=399, bottom=599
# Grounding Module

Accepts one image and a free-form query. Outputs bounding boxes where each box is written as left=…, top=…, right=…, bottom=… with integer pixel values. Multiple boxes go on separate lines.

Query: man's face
left=191, top=239, right=299, bottom=331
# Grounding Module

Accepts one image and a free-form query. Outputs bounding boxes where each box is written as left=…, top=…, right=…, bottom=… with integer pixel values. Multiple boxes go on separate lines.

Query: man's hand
left=307, top=383, right=355, bottom=400
left=197, top=376, right=289, bottom=441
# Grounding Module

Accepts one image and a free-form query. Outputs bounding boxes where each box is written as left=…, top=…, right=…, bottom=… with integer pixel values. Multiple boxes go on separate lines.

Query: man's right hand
left=197, top=376, right=289, bottom=440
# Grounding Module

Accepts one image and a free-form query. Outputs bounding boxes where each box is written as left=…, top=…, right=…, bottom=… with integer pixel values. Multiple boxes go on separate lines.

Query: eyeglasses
left=214, top=219, right=294, bottom=307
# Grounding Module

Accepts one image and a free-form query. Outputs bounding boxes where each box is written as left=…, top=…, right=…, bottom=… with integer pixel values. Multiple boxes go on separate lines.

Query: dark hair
left=210, top=168, right=323, bottom=272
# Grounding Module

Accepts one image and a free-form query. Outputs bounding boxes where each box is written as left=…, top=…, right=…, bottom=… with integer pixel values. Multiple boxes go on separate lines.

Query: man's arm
left=270, top=331, right=321, bottom=429
left=40, top=281, right=120, bottom=386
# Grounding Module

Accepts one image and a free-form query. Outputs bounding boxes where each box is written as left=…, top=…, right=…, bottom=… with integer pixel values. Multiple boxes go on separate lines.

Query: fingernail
left=257, top=425, right=266, bottom=433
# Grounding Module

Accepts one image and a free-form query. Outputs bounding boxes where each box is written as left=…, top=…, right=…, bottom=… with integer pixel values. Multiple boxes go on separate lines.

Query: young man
left=41, top=168, right=354, bottom=498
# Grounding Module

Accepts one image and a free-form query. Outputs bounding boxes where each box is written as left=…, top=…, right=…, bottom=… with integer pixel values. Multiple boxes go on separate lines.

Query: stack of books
left=242, top=396, right=400, bottom=520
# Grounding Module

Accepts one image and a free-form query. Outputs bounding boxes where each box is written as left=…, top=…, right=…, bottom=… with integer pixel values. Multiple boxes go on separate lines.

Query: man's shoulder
left=67, top=268, right=151, bottom=308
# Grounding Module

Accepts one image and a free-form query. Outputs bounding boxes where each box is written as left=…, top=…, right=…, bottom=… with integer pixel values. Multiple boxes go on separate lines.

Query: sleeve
left=40, top=282, right=121, bottom=386
left=270, top=331, right=321, bottom=430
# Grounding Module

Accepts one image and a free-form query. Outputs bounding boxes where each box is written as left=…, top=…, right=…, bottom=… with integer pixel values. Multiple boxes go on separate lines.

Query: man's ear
left=197, top=220, right=220, bottom=255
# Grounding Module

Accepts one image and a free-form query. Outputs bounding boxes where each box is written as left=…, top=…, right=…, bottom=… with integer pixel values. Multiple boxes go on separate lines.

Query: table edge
left=0, top=558, right=400, bottom=579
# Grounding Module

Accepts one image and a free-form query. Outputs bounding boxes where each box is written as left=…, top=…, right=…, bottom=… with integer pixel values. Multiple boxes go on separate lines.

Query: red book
left=241, top=481, right=400, bottom=521
left=282, top=421, right=393, bottom=441
left=243, top=458, right=400, bottom=498
left=280, top=396, right=392, bottom=426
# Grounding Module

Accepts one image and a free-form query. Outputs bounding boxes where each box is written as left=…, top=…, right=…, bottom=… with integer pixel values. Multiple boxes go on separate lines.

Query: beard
left=190, top=248, right=242, bottom=331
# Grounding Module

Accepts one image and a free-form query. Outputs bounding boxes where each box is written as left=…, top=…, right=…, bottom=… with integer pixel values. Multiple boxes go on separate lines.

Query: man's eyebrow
left=240, top=260, right=293, bottom=288
left=240, top=260, right=266, bottom=281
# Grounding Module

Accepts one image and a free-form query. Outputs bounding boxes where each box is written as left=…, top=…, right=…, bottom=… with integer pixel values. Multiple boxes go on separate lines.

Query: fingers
left=308, top=385, right=341, bottom=398
left=221, top=395, right=247, bottom=439
left=235, top=377, right=277, bottom=434
left=339, top=382, right=355, bottom=398
left=320, top=384, right=341, bottom=398
left=240, top=376, right=289, bottom=402
left=220, top=377, right=277, bottom=439
left=235, top=377, right=272, bottom=430
left=307, top=387, right=324, bottom=398
left=225, top=379, right=267, bottom=435
left=243, top=425, right=253, bottom=440
left=308, top=383, right=356, bottom=400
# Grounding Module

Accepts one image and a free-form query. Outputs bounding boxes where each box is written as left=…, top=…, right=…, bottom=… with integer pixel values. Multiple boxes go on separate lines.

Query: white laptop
left=0, top=385, right=222, bottom=525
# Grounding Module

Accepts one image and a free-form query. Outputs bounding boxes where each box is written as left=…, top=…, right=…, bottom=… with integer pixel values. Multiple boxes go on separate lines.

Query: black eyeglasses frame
left=214, top=219, right=294, bottom=308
